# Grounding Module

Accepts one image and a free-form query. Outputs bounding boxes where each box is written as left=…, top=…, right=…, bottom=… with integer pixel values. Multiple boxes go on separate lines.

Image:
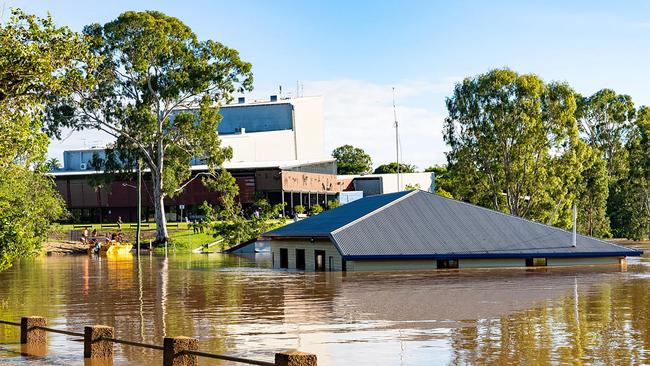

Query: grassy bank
left=47, top=222, right=216, bottom=252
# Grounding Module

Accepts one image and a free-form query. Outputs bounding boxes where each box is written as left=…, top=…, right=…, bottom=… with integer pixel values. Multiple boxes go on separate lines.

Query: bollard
left=20, top=316, right=47, bottom=346
left=84, top=325, right=114, bottom=359
left=163, top=336, right=198, bottom=366
left=275, top=351, right=318, bottom=366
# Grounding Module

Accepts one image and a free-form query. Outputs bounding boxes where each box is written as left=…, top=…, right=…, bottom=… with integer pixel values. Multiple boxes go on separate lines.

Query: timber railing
left=0, top=316, right=316, bottom=366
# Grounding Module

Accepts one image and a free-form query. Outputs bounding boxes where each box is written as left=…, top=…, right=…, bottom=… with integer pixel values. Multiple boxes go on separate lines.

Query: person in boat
left=80, top=227, right=89, bottom=245
left=88, top=228, right=98, bottom=251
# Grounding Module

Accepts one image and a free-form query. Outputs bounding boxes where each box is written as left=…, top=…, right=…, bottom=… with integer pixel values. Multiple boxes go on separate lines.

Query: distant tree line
left=331, top=68, right=650, bottom=240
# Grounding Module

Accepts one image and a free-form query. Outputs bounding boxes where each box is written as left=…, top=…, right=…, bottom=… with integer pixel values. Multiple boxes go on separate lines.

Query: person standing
left=117, top=216, right=123, bottom=230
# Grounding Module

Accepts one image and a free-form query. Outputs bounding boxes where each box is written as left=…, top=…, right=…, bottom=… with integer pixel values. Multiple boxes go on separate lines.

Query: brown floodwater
left=1, top=245, right=650, bottom=365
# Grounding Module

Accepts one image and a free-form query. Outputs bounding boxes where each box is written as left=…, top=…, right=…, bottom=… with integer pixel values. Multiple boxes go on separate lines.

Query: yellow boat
left=100, top=242, right=133, bottom=256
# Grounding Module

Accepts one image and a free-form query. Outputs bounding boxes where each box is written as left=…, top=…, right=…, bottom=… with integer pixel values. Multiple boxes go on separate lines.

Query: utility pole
left=393, top=87, right=400, bottom=191
left=136, top=159, right=142, bottom=257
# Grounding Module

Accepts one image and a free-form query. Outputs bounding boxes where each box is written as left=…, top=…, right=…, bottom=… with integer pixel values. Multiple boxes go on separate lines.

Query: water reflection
left=0, top=251, right=649, bottom=365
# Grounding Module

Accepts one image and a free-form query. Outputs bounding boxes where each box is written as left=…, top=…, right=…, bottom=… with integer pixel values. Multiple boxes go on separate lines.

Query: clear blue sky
left=7, top=0, right=650, bottom=169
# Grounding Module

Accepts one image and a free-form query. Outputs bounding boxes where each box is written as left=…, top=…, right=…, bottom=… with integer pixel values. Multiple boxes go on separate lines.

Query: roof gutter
left=342, top=250, right=643, bottom=261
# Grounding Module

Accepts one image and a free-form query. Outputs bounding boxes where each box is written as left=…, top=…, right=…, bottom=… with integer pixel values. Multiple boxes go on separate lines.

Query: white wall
left=271, top=239, right=342, bottom=271
left=292, top=97, right=325, bottom=161
left=222, top=130, right=296, bottom=162
left=219, top=96, right=325, bottom=163
left=379, top=172, right=435, bottom=193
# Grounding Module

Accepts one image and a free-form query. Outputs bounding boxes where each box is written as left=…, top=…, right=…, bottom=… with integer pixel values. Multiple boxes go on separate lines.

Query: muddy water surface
left=0, top=245, right=649, bottom=365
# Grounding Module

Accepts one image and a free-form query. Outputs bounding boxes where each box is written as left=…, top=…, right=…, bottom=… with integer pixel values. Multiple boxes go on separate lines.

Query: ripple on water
left=0, top=253, right=649, bottom=365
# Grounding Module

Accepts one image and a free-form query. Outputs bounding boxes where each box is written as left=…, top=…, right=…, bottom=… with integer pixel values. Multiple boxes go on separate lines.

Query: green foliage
left=327, top=200, right=340, bottom=209
left=203, top=193, right=285, bottom=248
left=44, top=10, right=253, bottom=243
left=294, top=205, right=306, bottom=214
left=404, top=183, right=421, bottom=190
left=576, top=89, right=635, bottom=178
left=332, top=144, right=373, bottom=174
left=443, top=68, right=583, bottom=227
left=0, top=164, right=67, bottom=271
left=575, top=144, right=611, bottom=237
left=608, top=107, right=650, bottom=240
left=1, top=9, right=95, bottom=167
left=0, top=9, right=92, bottom=269
left=310, top=204, right=323, bottom=214
left=425, top=165, right=454, bottom=198
left=374, top=162, right=417, bottom=174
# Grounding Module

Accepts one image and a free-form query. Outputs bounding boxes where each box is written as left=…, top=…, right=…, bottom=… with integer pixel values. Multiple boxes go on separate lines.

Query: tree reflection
left=449, top=276, right=650, bottom=365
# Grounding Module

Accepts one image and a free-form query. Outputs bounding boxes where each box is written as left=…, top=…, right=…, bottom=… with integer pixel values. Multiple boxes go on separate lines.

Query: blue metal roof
left=264, top=190, right=642, bottom=259
left=265, top=191, right=412, bottom=237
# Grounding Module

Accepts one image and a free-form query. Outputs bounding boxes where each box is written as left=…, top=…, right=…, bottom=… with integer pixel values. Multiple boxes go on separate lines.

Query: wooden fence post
left=84, top=325, right=114, bottom=359
left=275, top=350, right=318, bottom=366
left=163, top=336, right=198, bottom=366
left=20, top=316, right=47, bottom=346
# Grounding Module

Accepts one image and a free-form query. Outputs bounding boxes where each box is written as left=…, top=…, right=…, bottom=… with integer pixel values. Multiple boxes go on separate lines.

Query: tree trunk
left=152, top=170, right=169, bottom=244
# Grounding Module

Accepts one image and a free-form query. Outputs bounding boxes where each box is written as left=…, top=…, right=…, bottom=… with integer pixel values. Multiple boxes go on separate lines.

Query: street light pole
left=393, top=87, right=400, bottom=191
left=136, top=159, right=142, bottom=257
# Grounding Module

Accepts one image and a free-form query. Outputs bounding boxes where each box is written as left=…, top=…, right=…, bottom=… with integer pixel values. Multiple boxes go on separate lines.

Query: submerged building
left=262, top=190, right=642, bottom=271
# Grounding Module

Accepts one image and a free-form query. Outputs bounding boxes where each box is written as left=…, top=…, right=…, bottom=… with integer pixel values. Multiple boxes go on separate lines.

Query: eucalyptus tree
left=610, top=107, right=650, bottom=240
left=374, top=162, right=417, bottom=174
left=574, top=144, right=611, bottom=237
left=0, top=9, right=94, bottom=270
left=46, top=11, right=253, bottom=243
left=443, top=68, right=584, bottom=225
left=576, top=89, right=635, bottom=178
left=331, top=144, right=373, bottom=175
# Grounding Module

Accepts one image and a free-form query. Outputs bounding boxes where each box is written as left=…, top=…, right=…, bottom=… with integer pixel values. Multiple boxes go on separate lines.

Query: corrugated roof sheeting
left=265, top=191, right=411, bottom=237
left=333, top=191, right=639, bottom=257
left=264, top=190, right=641, bottom=258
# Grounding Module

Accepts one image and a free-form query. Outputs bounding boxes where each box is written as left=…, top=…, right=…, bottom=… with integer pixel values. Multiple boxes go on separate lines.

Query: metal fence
left=0, top=317, right=315, bottom=366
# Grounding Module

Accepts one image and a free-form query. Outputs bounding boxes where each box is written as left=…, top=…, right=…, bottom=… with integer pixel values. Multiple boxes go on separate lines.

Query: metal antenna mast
left=393, top=87, right=400, bottom=191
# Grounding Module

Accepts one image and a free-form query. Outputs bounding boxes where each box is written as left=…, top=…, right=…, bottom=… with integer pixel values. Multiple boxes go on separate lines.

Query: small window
left=437, top=259, right=459, bottom=269
left=279, top=248, right=288, bottom=269
left=526, top=258, right=547, bottom=267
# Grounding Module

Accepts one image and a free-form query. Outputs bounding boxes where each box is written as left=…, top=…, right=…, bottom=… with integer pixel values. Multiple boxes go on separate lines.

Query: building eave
left=341, top=250, right=642, bottom=261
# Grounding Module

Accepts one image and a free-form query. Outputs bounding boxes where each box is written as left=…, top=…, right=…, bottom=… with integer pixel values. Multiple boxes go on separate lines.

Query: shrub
left=328, top=199, right=340, bottom=209
left=310, top=204, right=323, bottom=214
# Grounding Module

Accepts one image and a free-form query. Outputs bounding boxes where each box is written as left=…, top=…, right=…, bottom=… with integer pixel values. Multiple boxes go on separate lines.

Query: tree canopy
left=203, top=175, right=284, bottom=248
left=439, top=69, right=650, bottom=240
left=45, top=11, right=253, bottom=243
left=374, top=162, right=417, bottom=174
left=443, top=68, right=583, bottom=226
left=331, top=144, right=373, bottom=175
left=0, top=9, right=94, bottom=270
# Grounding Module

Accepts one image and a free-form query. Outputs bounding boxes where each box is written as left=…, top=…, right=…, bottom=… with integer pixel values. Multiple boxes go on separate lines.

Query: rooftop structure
left=337, top=172, right=435, bottom=196
left=57, top=96, right=325, bottom=174
left=263, top=190, right=641, bottom=271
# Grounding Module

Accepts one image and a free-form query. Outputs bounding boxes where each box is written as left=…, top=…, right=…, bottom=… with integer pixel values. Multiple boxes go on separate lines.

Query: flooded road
left=0, top=246, right=649, bottom=365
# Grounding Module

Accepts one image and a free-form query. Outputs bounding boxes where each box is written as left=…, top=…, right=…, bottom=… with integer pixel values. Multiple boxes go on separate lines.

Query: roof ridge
left=417, top=190, right=624, bottom=248
left=331, top=190, right=418, bottom=236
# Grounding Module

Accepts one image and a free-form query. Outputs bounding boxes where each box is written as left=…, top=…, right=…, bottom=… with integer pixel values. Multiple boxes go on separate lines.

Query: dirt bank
left=43, top=240, right=89, bottom=255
